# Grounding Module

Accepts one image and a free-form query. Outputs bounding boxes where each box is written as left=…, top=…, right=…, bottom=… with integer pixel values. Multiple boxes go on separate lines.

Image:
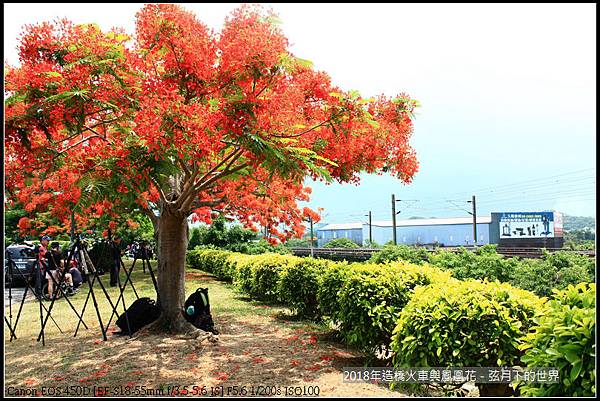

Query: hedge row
left=187, top=249, right=595, bottom=396
left=371, top=244, right=595, bottom=297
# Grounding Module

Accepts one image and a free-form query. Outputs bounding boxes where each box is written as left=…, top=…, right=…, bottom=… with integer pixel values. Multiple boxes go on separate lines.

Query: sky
left=4, top=3, right=597, bottom=225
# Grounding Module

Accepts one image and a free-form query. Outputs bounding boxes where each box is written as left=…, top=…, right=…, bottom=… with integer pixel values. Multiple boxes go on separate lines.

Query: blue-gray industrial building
left=316, top=211, right=564, bottom=248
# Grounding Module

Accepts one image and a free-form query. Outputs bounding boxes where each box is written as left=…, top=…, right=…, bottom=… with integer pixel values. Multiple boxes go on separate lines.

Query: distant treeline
left=563, top=215, right=595, bottom=231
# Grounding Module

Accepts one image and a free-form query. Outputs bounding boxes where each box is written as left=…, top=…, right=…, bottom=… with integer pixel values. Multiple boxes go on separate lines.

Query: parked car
left=4, top=242, right=39, bottom=287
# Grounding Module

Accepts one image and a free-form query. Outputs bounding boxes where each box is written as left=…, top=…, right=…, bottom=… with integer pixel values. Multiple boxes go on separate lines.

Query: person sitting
left=46, top=242, right=77, bottom=296
left=69, top=259, right=83, bottom=289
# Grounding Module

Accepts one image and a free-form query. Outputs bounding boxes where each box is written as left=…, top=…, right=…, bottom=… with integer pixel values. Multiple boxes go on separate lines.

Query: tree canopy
left=5, top=4, right=419, bottom=243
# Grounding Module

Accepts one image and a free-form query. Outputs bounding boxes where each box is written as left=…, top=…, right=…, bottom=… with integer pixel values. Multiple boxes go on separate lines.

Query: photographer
left=35, top=236, right=51, bottom=297
left=46, top=242, right=76, bottom=297
left=68, top=259, right=83, bottom=289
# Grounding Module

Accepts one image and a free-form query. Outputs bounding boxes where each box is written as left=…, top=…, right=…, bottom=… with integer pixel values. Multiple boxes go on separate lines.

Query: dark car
left=4, top=243, right=39, bottom=286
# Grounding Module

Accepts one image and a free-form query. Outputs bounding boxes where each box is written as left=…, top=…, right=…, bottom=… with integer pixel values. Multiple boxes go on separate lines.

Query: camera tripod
left=103, top=238, right=160, bottom=333
left=37, top=234, right=116, bottom=343
left=5, top=255, right=66, bottom=345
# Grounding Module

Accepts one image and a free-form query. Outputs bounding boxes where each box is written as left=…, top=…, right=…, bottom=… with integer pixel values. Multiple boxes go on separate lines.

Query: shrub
left=186, top=248, right=236, bottom=281
left=232, top=253, right=301, bottom=302
left=509, top=258, right=559, bottom=297
left=427, top=247, right=517, bottom=283
left=227, top=239, right=291, bottom=255
left=509, top=252, right=595, bottom=297
left=334, top=262, right=453, bottom=356
left=368, top=244, right=429, bottom=265
left=542, top=250, right=595, bottom=281
left=323, top=238, right=360, bottom=248
left=390, top=280, right=545, bottom=385
left=316, top=261, right=352, bottom=319
left=518, top=283, right=595, bottom=397
left=278, top=258, right=336, bottom=319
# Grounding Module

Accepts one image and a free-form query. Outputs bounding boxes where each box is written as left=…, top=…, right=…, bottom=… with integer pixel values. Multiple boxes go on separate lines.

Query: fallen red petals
left=252, top=357, right=266, bottom=364
left=290, top=360, right=300, bottom=367
left=53, top=376, right=65, bottom=381
left=320, top=355, right=334, bottom=361
left=308, top=336, right=318, bottom=345
left=213, top=371, right=229, bottom=381
left=305, top=364, right=321, bottom=371
left=23, top=378, right=37, bottom=385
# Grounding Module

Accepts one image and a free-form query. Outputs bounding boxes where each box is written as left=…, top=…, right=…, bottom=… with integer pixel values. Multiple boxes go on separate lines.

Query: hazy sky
left=4, top=3, right=596, bottom=223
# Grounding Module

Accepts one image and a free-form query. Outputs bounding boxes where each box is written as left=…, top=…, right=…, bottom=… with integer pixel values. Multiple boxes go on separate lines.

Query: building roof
left=319, top=222, right=363, bottom=231
left=318, top=216, right=492, bottom=231
left=371, top=216, right=492, bottom=227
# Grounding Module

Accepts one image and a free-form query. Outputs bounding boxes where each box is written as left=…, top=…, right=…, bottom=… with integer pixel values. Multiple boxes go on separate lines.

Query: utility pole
left=365, top=211, right=372, bottom=247
left=472, top=195, right=477, bottom=247
left=466, top=195, right=477, bottom=247
left=391, top=194, right=397, bottom=245
left=309, top=216, right=314, bottom=257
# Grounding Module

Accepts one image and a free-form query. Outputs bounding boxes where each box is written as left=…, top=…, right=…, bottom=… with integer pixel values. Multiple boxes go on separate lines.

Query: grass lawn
left=4, top=259, right=409, bottom=397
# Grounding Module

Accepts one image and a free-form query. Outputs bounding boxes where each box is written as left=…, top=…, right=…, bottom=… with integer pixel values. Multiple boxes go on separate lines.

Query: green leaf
left=570, top=360, right=582, bottom=381
left=295, top=57, right=313, bottom=68
left=45, top=71, right=63, bottom=78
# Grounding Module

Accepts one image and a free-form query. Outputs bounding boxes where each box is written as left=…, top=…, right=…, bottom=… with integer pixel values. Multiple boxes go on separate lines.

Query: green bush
left=427, top=247, right=517, bottom=283
left=186, top=248, right=236, bottom=281
left=390, top=280, right=545, bottom=370
left=368, top=244, right=429, bottom=265
left=542, top=250, right=595, bottom=281
left=323, top=238, right=360, bottom=248
left=227, top=239, right=291, bottom=255
left=509, top=258, right=559, bottom=297
left=278, top=258, right=336, bottom=319
left=232, top=253, right=301, bottom=302
left=334, top=262, right=453, bottom=356
left=518, top=283, right=596, bottom=397
left=316, top=261, right=352, bottom=319
left=509, top=252, right=595, bottom=297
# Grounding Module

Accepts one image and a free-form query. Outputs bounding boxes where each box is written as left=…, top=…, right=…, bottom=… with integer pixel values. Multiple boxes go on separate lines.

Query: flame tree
left=5, top=4, right=419, bottom=333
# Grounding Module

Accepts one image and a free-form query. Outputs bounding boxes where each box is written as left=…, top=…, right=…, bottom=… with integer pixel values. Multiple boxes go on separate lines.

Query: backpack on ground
left=115, top=297, right=161, bottom=335
left=183, top=287, right=219, bottom=335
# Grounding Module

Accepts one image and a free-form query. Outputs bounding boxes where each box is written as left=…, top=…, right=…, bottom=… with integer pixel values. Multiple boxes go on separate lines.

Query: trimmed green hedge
left=278, top=258, right=337, bottom=319
left=518, top=283, right=596, bottom=397
left=390, top=280, right=544, bottom=369
left=333, top=262, right=453, bottom=355
left=187, top=249, right=593, bottom=396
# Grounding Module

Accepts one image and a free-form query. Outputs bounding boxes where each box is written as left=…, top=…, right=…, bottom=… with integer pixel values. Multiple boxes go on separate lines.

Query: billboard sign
left=498, top=212, right=555, bottom=239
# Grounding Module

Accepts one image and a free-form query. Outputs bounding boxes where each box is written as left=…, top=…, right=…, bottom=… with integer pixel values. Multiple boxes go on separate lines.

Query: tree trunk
left=152, top=206, right=194, bottom=333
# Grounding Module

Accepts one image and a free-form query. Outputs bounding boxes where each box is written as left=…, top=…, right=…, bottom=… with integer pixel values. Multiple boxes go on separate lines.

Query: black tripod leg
left=122, top=257, right=139, bottom=300
left=37, top=243, right=79, bottom=342
left=8, top=259, right=13, bottom=330
left=73, top=275, right=96, bottom=337
left=10, top=267, right=63, bottom=338
left=115, top=261, right=132, bottom=337
left=36, top=267, right=82, bottom=342
left=105, top=257, right=138, bottom=329
left=37, top=265, right=45, bottom=346
left=9, top=284, right=30, bottom=341
left=144, top=250, right=160, bottom=304
left=85, top=272, right=107, bottom=341
left=4, top=316, right=17, bottom=340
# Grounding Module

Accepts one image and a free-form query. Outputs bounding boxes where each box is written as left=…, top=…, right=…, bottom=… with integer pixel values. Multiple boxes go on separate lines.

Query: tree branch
left=175, top=147, right=242, bottom=209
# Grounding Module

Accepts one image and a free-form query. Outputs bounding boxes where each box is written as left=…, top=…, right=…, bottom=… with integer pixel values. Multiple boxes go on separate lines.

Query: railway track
left=290, top=247, right=595, bottom=261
